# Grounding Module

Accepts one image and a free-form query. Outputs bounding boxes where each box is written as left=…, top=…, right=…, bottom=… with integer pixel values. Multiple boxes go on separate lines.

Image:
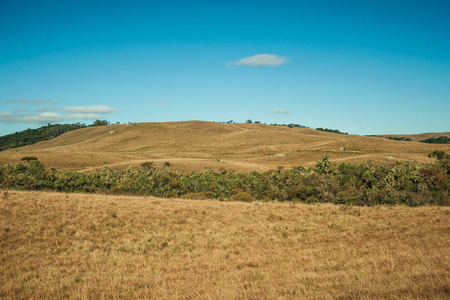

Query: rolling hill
left=0, top=121, right=449, bottom=172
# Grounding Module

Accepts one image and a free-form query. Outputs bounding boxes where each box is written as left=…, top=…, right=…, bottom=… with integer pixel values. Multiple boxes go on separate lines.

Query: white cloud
left=63, top=105, right=119, bottom=114
left=0, top=111, right=105, bottom=124
left=0, top=104, right=119, bottom=125
left=228, top=54, right=288, bottom=67
left=67, top=113, right=105, bottom=120
left=20, top=112, right=66, bottom=124
left=0, top=112, right=14, bottom=122
left=6, top=99, right=59, bottom=105
left=273, top=108, right=290, bottom=114
left=36, top=107, right=60, bottom=112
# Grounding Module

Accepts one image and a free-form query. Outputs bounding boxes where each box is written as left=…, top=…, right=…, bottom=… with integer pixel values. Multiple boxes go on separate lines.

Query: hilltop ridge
left=0, top=121, right=448, bottom=172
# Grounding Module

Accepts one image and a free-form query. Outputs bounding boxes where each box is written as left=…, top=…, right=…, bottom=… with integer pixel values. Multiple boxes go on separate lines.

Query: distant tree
left=254, top=121, right=261, bottom=124
left=385, top=136, right=412, bottom=141
left=226, top=120, right=234, bottom=124
left=21, top=156, right=38, bottom=162
left=316, top=128, right=348, bottom=134
left=288, top=123, right=305, bottom=128
left=246, top=119, right=252, bottom=124
left=421, top=136, right=450, bottom=144
left=91, top=120, right=109, bottom=126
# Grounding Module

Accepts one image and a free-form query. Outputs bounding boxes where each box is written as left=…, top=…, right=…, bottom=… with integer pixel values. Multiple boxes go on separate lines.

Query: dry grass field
left=0, top=121, right=449, bottom=173
left=0, top=190, right=448, bottom=299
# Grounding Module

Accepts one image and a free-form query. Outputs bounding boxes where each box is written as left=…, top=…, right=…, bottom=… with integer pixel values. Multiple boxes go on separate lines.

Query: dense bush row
left=0, top=156, right=449, bottom=206
left=420, top=136, right=450, bottom=144
left=378, top=135, right=450, bottom=144
left=315, top=128, right=348, bottom=134
left=384, top=136, right=412, bottom=141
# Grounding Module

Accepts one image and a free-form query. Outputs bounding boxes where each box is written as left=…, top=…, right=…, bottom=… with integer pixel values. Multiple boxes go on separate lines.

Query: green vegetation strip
left=1, top=155, right=449, bottom=206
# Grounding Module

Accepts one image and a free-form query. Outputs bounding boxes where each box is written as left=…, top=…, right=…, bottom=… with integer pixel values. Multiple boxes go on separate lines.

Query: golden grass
left=1, top=190, right=448, bottom=299
left=1, top=121, right=449, bottom=172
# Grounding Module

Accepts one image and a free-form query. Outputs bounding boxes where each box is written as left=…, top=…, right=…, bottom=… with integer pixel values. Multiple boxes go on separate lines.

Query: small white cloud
left=273, top=108, right=290, bottom=114
left=63, top=105, right=119, bottom=114
left=0, top=112, right=14, bottom=122
left=6, top=99, right=59, bottom=105
left=36, top=107, right=60, bottom=112
left=228, top=54, right=288, bottom=67
left=68, top=113, right=104, bottom=120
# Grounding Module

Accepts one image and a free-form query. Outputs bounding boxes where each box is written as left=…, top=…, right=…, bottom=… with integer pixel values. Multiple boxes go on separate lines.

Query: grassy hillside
left=0, top=121, right=449, bottom=172
left=0, top=191, right=448, bottom=299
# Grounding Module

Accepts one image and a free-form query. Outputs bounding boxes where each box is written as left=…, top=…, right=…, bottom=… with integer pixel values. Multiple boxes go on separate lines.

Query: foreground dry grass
left=0, top=191, right=449, bottom=299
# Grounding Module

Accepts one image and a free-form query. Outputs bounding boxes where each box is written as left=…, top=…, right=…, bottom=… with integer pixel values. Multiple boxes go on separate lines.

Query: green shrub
left=428, top=150, right=449, bottom=160
left=232, top=192, right=254, bottom=202
left=305, top=196, right=319, bottom=203
left=316, top=156, right=331, bottom=174
left=141, top=162, right=155, bottom=170
left=20, top=156, right=38, bottom=162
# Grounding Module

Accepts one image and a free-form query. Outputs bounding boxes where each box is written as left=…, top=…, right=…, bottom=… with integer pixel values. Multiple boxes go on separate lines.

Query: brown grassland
left=1, top=190, right=449, bottom=299
left=1, top=122, right=449, bottom=298
left=0, top=121, right=449, bottom=173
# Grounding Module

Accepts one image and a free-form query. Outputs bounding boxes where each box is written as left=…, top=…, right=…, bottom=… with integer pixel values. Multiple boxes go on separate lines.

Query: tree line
left=0, top=120, right=109, bottom=152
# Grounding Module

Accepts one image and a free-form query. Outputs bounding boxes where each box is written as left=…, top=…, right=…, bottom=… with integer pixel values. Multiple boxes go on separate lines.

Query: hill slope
left=0, top=121, right=449, bottom=172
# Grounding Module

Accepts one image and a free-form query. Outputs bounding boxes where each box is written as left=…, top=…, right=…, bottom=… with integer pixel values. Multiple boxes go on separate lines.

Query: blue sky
left=1, top=0, right=449, bottom=136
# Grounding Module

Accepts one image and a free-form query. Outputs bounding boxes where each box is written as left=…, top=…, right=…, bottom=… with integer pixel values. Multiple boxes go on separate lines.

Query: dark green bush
left=428, top=150, right=449, bottom=160
left=0, top=156, right=448, bottom=206
left=141, top=162, right=155, bottom=170
left=20, top=156, right=38, bottom=162
left=421, top=136, right=450, bottom=144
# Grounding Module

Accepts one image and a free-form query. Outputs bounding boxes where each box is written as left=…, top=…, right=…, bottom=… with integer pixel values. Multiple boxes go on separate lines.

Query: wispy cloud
left=1, top=104, right=120, bottom=124
left=0, top=112, right=14, bottom=123
left=21, top=112, right=66, bottom=123
left=6, top=99, right=59, bottom=105
left=62, top=105, right=119, bottom=114
left=0, top=112, right=66, bottom=124
left=272, top=108, right=290, bottom=114
left=227, top=54, right=288, bottom=67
